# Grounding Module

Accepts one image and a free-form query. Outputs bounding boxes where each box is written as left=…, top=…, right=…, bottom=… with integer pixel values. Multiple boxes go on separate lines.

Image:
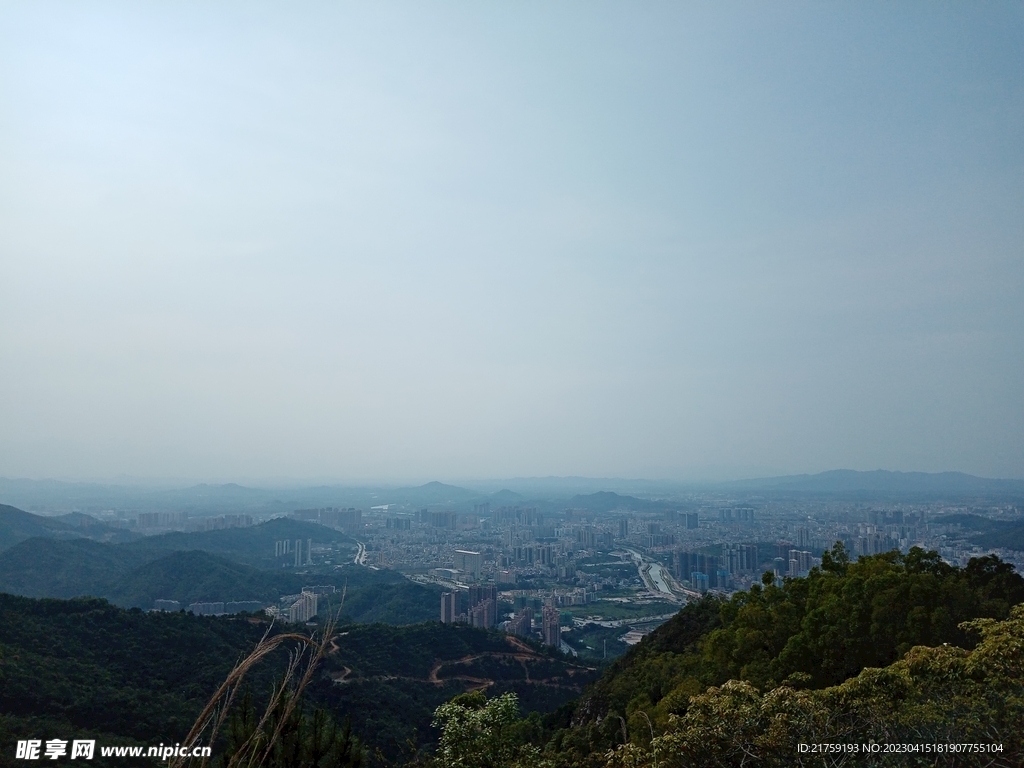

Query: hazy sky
left=1, top=2, right=1022, bottom=483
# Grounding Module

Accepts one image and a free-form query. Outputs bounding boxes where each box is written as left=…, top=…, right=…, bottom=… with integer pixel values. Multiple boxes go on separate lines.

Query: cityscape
left=85, top=478, right=1023, bottom=661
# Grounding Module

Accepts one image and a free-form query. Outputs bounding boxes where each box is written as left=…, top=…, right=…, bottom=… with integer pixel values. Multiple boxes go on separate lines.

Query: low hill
left=0, top=594, right=280, bottom=749
left=107, top=549, right=306, bottom=608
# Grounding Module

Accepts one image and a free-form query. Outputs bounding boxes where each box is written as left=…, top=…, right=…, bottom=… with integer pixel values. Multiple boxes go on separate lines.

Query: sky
left=1, top=2, right=1022, bottom=484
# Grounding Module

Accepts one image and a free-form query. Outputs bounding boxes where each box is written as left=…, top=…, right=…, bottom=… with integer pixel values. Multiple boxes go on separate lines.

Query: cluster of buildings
left=154, top=585, right=336, bottom=624
left=290, top=507, right=363, bottom=531
left=133, top=512, right=254, bottom=532
left=265, top=585, right=336, bottom=623
left=275, top=538, right=314, bottom=567
left=492, top=603, right=562, bottom=648
left=440, top=584, right=498, bottom=628
left=152, top=599, right=264, bottom=615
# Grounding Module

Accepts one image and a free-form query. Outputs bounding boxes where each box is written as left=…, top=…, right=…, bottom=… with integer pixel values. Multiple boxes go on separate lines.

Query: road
left=625, top=549, right=685, bottom=603
left=353, top=541, right=367, bottom=566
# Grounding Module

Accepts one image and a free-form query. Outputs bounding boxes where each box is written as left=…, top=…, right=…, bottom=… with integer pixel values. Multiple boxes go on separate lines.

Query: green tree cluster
left=604, top=603, right=1024, bottom=767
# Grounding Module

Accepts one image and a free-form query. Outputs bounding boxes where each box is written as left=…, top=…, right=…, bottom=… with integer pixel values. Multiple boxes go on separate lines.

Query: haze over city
left=1, top=3, right=1022, bottom=484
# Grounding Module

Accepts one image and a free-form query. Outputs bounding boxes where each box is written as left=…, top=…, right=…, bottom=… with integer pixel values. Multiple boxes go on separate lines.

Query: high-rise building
left=787, top=549, right=814, bottom=576
left=453, top=550, right=483, bottom=578
left=441, top=592, right=461, bottom=623
left=467, top=585, right=498, bottom=628
left=288, top=591, right=318, bottom=623
left=430, top=511, right=458, bottom=530
left=508, top=607, right=533, bottom=638
left=685, top=513, right=699, bottom=529
left=542, top=605, right=561, bottom=648
left=470, top=600, right=495, bottom=629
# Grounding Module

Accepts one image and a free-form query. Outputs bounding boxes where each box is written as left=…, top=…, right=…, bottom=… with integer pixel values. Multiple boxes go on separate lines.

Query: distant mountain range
left=2, top=469, right=1022, bottom=516
left=719, top=469, right=1024, bottom=496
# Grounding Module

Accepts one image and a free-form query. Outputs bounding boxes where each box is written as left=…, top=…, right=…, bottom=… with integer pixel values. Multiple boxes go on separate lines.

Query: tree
left=431, top=691, right=539, bottom=768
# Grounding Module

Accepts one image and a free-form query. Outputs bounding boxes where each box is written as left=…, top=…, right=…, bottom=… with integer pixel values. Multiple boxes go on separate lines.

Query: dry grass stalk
left=169, top=585, right=346, bottom=768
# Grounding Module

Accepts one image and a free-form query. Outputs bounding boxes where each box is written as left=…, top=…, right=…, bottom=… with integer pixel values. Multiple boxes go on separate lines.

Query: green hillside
left=0, top=594, right=281, bottom=763
left=0, top=537, right=156, bottom=599
left=0, top=594, right=594, bottom=766
left=312, top=622, right=598, bottom=761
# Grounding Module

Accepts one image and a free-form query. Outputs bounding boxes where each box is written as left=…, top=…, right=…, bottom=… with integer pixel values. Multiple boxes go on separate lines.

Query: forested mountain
left=0, top=595, right=594, bottom=766
left=0, top=595, right=281, bottom=767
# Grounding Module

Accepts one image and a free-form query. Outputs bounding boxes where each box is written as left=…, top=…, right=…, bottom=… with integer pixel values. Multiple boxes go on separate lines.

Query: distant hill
left=389, top=480, right=481, bottom=505
left=108, top=549, right=307, bottom=608
left=720, top=469, right=1024, bottom=497
left=125, top=516, right=353, bottom=568
left=0, top=535, right=440, bottom=616
left=0, top=504, right=137, bottom=552
left=973, top=525, right=1024, bottom=552
left=568, top=491, right=669, bottom=513
left=488, top=488, right=525, bottom=505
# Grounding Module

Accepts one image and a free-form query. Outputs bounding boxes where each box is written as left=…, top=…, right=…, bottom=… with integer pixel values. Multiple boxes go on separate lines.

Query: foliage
left=334, top=582, right=444, bottom=625
left=314, top=623, right=597, bottom=762
left=0, top=594, right=283, bottom=743
left=220, top=691, right=364, bottom=768
left=602, top=604, right=1024, bottom=767
left=431, top=692, right=538, bottom=768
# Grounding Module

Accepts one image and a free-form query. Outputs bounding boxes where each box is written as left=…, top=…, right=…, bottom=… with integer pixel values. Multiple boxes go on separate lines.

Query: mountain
left=0, top=504, right=137, bottom=552
left=719, top=469, right=1024, bottom=496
